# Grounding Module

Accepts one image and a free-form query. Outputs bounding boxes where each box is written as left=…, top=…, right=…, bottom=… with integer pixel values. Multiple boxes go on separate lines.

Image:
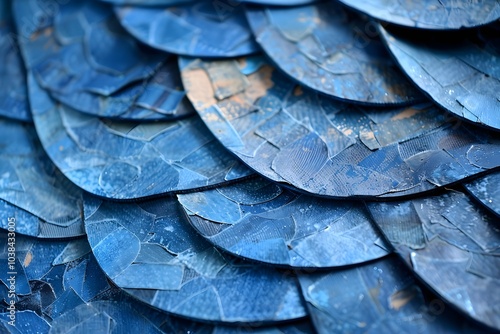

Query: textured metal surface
left=114, top=1, right=259, bottom=57
left=298, top=255, right=491, bottom=333
left=29, top=74, right=252, bottom=200
left=0, top=118, right=84, bottom=239
left=338, top=0, right=500, bottom=30
left=0, top=3, right=30, bottom=122
left=246, top=2, right=423, bottom=105
left=178, top=177, right=389, bottom=268
left=13, top=0, right=185, bottom=121
left=380, top=23, right=500, bottom=131
left=464, top=172, right=500, bottom=218
left=367, top=191, right=500, bottom=331
left=181, top=56, right=500, bottom=199
left=84, top=195, right=307, bottom=323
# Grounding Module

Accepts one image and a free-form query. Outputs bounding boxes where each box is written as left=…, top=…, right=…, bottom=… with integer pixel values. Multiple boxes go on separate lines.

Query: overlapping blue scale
left=246, top=2, right=423, bottom=105
left=2, top=0, right=499, bottom=331
left=0, top=3, right=30, bottom=122
left=0, top=234, right=107, bottom=321
left=178, top=177, right=389, bottom=268
left=13, top=0, right=193, bottom=121
left=84, top=195, right=307, bottom=323
left=181, top=56, right=500, bottom=199
left=0, top=231, right=244, bottom=333
left=298, top=255, right=493, bottom=333
left=0, top=118, right=84, bottom=239
left=114, top=1, right=259, bottom=57
left=367, top=191, right=500, bottom=331
left=28, top=74, right=252, bottom=200
left=14, top=0, right=164, bottom=94
left=338, top=0, right=500, bottom=30
left=464, top=172, right=500, bottom=218
left=379, top=22, right=500, bottom=131
left=49, top=56, right=196, bottom=121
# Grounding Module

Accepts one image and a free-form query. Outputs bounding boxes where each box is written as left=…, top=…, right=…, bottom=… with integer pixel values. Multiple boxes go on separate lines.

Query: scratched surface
left=0, top=118, right=84, bottom=239
left=0, top=232, right=234, bottom=334
left=367, top=191, right=500, bottom=331
left=13, top=0, right=188, bottom=121
left=298, top=255, right=492, bottom=333
left=29, top=74, right=252, bottom=200
left=178, top=177, right=389, bottom=268
left=338, top=0, right=500, bottom=30
left=0, top=3, right=30, bottom=122
left=380, top=23, right=500, bottom=131
left=84, top=195, right=307, bottom=323
left=114, top=2, right=259, bottom=57
left=245, top=2, right=423, bottom=105
left=464, top=172, right=500, bottom=218
left=181, top=56, right=500, bottom=199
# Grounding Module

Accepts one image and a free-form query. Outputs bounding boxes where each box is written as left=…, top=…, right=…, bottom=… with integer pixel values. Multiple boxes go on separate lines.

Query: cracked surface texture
left=246, top=2, right=423, bottom=104
left=181, top=56, right=500, bottom=199
left=380, top=23, right=500, bottom=131
left=368, top=191, right=500, bottom=330
left=84, top=195, right=307, bottom=323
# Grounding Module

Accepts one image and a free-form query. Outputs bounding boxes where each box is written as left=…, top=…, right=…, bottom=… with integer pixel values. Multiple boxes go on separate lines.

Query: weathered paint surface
left=0, top=118, right=84, bottom=238
left=368, top=191, right=500, bottom=330
left=464, top=172, right=500, bottom=218
left=181, top=56, right=500, bottom=199
left=28, top=73, right=252, bottom=200
left=84, top=195, right=307, bottom=323
left=115, top=1, right=259, bottom=57
left=246, top=2, right=423, bottom=104
left=13, top=0, right=193, bottom=121
left=380, top=23, right=500, bottom=131
left=339, top=0, right=500, bottom=29
left=298, top=255, right=492, bottom=333
left=178, top=177, right=389, bottom=268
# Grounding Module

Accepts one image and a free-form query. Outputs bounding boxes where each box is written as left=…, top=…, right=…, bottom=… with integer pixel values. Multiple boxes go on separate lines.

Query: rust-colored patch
left=219, top=96, right=255, bottom=120
left=245, top=65, right=275, bottom=103
left=205, top=61, right=249, bottom=100
left=227, top=93, right=248, bottom=106
left=30, top=27, right=52, bottom=41
left=391, top=107, right=422, bottom=121
left=294, top=86, right=304, bottom=96
left=237, top=58, right=247, bottom=69
left=24, top=251, right=33, bottom=267
left=389, top=286, right=418, bottom=310
left=182, top=68, right=216, bottom=110
left=203, top=113, right=220, bottom=123
left=368, top=285, right=380, bottom=300
left=341, top=128, right=354, bottom=136
left=361, top=130, right=375, bottom=139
